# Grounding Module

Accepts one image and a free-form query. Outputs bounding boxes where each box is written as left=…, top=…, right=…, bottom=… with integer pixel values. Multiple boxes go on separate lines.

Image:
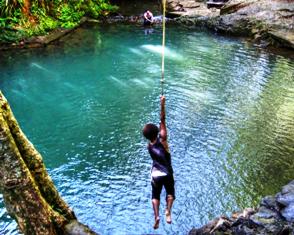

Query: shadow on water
left=0, top=24, right=294, bottom=235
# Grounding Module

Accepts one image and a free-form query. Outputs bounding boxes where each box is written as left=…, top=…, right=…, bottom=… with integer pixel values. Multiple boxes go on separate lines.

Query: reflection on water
left=0, top=24, right=294, bottom=235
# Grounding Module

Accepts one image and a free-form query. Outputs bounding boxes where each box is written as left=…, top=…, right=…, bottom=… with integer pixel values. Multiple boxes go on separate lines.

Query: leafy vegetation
left=0, top=0, right=118, bottom=43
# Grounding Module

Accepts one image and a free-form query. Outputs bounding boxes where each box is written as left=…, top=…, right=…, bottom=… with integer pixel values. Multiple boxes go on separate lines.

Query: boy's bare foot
left=153, top=216, right=160, bottom=229
left=165, top=209, right=172, bottom=224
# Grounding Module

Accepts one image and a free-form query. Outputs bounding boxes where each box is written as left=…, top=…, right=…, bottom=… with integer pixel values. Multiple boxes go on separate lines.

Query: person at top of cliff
left=142, top=95, right=175, bottom=230
left=143, top=10, right=154, bottom=26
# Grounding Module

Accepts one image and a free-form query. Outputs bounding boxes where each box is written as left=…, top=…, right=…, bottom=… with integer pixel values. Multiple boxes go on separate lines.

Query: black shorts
left=143, top=20, right=152, bottom=26
left=151, top=174, right=175, bottom=200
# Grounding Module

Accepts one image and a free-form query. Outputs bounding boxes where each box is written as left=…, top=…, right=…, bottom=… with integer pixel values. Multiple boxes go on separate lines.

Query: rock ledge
left=170, top=0, right=294, bottom=50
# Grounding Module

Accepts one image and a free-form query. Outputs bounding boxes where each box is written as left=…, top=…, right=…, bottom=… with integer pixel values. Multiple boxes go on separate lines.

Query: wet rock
left=281, top=180, right=294, bottom=194
left=231, top=217, right=258, bottom=231
left=167, top=0, right=202, bottom=12
left=217, top=0, right=294, bottom=48
left=277, top=192, right=294, bottom=208
left=210, top=217, right=232, bottom=233
left=257, top=206, right=280, bottom=219
left=231, top=224, right=256, bottom=235
left=65, top=220, right=98, bottom=235
left=190, top=180, right=294, bottom=234
left=278, top=225, right=293, bottom=235
left=167, top=0, right=220, bottom=18
left=276, top=180, right=294, bottom=222
left=179, top=1, right=201, bottom=9
left=207, top=0, right=229, bottom=10
left=281, top=204, right=294, bottom=222
left=171, top=0, right=294, bottom=49
left=220, top=0, right=254, bottom=15
left=242, top=208, right=256, bottom=218
left=167, top=0, right=205, bottom=11
left=250, top=214, right=276, bottom=227
left=261, top=196, right=278, bottom=210
left=189, top=218, right=219, bottom=235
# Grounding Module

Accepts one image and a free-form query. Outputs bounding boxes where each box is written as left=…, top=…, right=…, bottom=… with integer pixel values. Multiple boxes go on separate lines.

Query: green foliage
left=0, top=1, right=24, bottom=42
left=0, top=29, right=24, bottom=42
left=56, top=4, right=84, bottom=28
left=0, top=3, right=22, bottom=27
left=29, top=3, right=57, bottom=33
left=0, top=0, right=118, bottom=43
left=40, top=16, right=58, bottom=31
left=0, top=18, right=5, bottom=27
left=0, top=0, right=23, bottom=18
left=85, top=0, right=119, bottom=18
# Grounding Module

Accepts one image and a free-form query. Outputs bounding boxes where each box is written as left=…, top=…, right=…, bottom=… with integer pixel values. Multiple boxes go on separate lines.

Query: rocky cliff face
left=189, top=180, right=294, bottom=235
left=167, top=0, right=219, bottom=18
left=219, top=0, right=294, bottom=48
left=167, top=0, right=205, bottom=12
left=170, top=0, right=294, bottom=49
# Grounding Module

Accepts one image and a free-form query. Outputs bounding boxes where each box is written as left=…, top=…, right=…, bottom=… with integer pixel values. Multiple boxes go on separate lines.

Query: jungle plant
left=0, top=0, right=118, bottom=42
left=56, top=3, right=84, bottom=28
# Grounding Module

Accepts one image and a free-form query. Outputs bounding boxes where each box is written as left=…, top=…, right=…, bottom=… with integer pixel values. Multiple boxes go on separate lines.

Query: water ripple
left=0, top=25, right=294, bottom=235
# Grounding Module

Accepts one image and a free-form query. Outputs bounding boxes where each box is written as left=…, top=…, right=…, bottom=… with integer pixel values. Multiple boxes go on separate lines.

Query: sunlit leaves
left=0, top=0, right=118, bottom=42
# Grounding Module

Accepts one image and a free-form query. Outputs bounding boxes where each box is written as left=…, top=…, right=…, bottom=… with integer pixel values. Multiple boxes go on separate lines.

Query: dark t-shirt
left=148, top=137, right=173, bottom=176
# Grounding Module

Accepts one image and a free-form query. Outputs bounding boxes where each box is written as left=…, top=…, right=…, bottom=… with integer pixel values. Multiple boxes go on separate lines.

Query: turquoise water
left=1, top=24, right=294, bottom=235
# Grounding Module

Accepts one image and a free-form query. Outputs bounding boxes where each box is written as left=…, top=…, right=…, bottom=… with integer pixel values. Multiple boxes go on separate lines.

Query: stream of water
left=0, top=24, right=294, bottom=235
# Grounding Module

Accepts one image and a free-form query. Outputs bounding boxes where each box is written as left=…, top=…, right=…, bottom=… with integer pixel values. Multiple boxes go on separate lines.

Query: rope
left=161, top=0, right=166, bottom=96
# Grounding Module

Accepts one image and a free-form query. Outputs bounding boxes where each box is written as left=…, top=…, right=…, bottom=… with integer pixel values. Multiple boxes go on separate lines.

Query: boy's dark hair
left=143, top=123, right=159, bottom=141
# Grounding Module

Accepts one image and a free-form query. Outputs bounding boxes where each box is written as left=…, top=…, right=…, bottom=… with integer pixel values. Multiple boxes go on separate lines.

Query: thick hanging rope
left=161, top=0, right=166, bottom=96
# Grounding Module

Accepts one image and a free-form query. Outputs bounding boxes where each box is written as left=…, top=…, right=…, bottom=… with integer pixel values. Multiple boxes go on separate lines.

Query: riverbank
left=0, top=0, right=117, bottom=50
left=169, top=0, right=294, bottom=50
left=1, top=0, right=293, bottom=51
left=189, top=180, right=294, bottom=234
left=0, top=17, right=89, bottom=51
left=106, top=0, right=294, bottom=51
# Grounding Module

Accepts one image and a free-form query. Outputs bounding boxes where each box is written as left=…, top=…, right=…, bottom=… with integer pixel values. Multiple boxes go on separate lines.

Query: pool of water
left=0, top=24, right=294, bottom=235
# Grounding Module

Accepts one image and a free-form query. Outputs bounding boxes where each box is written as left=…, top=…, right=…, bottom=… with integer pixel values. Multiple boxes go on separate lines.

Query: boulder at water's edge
left=171, top=0, right=294, bottom=49
left=189, top=180, right=294, bottom=234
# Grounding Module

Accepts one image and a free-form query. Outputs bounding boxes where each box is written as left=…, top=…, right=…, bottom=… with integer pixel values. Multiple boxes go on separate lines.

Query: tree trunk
left=0, top=91, right=97, bottom=235
left=22, top=0, right=31, bottom=17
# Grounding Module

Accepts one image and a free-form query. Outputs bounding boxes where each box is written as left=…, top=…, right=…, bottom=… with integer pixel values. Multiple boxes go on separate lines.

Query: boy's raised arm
left=160, top=96, right=169, bottom=150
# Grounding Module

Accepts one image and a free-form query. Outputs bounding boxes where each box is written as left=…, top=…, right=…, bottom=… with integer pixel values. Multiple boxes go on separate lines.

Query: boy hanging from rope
left=143, top=96, right=175, bottom=229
